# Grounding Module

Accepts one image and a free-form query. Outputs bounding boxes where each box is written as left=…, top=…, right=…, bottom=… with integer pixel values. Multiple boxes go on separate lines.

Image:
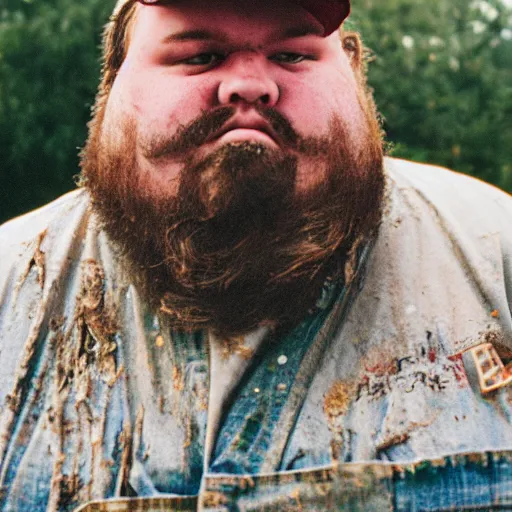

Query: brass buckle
left=470, top=342, right=512, bottom=394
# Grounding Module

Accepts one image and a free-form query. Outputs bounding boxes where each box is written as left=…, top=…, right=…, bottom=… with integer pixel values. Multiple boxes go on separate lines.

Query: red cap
left=294, top=0, right=351, bottom=35
left=136, top=0, right=350, bottom=36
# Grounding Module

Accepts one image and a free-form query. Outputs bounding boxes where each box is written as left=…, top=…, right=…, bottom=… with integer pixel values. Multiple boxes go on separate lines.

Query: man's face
left=82, top=0, right=384, bottom=336
left=101, top=0, right=372, bottom=196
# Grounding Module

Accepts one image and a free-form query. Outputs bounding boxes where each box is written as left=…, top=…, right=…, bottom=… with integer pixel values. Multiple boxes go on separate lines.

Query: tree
left=0, top=0, right=114, bottom=223
left=350, top=0, right=512, bottom=191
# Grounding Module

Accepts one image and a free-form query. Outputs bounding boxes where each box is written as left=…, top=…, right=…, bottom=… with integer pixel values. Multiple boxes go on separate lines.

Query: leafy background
left=0, top=0, right=511, bottom=223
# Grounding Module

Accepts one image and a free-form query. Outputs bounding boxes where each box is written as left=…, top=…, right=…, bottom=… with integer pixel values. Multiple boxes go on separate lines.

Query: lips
left=211, top=115, right=281, bottom=146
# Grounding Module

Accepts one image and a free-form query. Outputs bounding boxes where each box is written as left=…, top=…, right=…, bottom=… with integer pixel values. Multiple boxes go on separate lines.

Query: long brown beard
left=81, top=103, right=385, bottom=337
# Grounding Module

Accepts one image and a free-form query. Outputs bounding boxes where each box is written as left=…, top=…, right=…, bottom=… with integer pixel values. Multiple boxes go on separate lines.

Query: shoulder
left=385, top=156, right=510, bottom=201
left=380, top=157, right=512, bottom=345
left=384, top=156, right=512, bottom=236
left=0, top=189, right=90, bottom=250
left=0, top=189, right=92, bottom=290
left=0, top=189, right=97, bottom=392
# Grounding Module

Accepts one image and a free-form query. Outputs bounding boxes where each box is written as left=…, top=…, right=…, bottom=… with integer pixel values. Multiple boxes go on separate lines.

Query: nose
left=217, top=52, right=279, bottom=107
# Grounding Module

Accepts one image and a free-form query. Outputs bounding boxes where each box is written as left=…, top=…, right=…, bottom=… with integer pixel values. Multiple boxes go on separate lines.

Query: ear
left=341, top=32, right=363, bottom=72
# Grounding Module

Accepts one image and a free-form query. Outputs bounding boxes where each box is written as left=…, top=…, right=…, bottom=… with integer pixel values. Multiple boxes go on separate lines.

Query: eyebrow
left=160, top=24, right=323, bottom=46
left=279, top=24, right=324, bottom=40
left=161, top=29, right=228, bottom=45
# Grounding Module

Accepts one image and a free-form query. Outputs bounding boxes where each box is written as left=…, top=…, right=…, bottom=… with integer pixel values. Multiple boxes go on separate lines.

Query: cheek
left=117, top=68, right=215, bottom=134
left=129, top=84, right=190, bottom=133
left=281, top=70, right=367, bottom=143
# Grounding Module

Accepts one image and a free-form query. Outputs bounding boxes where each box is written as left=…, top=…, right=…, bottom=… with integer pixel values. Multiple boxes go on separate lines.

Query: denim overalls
left=2, top=158, right=512, bottom=511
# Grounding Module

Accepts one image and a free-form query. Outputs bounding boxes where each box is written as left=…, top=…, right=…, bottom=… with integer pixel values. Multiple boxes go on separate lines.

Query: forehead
left=130, top=0, right=325, bottom=45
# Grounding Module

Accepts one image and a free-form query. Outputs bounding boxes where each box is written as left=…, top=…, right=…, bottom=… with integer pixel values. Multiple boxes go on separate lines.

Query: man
left=0, top=0, right=511, bottom=510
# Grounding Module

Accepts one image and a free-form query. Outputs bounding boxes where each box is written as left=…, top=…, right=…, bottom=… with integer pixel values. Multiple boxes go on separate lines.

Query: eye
left=182, top=52, right=225, bottom=67
left=270, top=52, right=310, bottom=64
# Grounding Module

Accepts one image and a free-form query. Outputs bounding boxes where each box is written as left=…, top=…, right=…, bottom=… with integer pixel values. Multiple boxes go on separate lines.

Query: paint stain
left=234, top=409, right=266, bottom=452
left=17, top=229, right=47, bottom=291
left=47, top=260, right=121, bottom=506
left=202, top=491, right=228, bottom=507
left=375, top=432, right=410, bottom=451
left=74, top=259, right=119, bottom=381
left=324, top=381, right=356, bottom=419
left=362, top=342, right=399, bottom=377
left=220, top=336, right=254, bottom=360
left=290, top=487, right=303, bottom=511
left=323, top=381, right=356, bottom=462
left=375, top=419, right=433, bottom=455
left=173, top=366, right=184, bottom=391
left=1, top=257, right=126, bottom=508
left=447, top=353, right=469, bottom=387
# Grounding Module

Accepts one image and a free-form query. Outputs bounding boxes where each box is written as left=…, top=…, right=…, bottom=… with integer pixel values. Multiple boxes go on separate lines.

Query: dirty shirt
left=1, top=158, right=512, bottom=511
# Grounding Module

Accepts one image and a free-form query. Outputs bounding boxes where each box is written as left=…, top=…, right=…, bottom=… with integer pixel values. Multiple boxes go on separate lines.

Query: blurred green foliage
left=349, top=0, right=512, bottom=190
left=0, top=0, right=511, bottom=223
left=0, top=0, right=113, bottom=223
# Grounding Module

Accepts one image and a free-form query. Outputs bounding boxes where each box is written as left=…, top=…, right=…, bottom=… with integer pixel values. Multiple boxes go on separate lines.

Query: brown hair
left=99, top=0, right=139, bottom=95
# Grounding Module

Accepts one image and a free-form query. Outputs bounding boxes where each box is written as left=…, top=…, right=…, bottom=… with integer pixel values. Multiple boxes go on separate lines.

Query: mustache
left=140, top=105, right=326, bottom=160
